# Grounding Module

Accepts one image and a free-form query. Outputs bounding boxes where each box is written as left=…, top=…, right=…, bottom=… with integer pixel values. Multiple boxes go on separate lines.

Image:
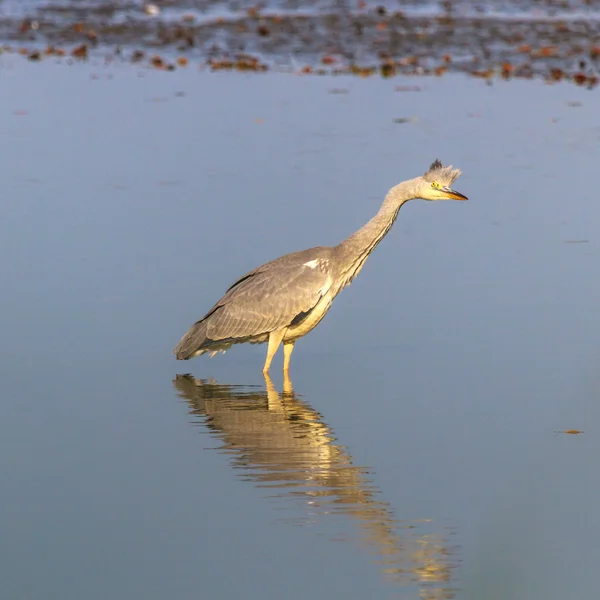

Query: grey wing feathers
left=208, top=260, right=329, bottom=338
left=174, top=248, right=332, bottom=359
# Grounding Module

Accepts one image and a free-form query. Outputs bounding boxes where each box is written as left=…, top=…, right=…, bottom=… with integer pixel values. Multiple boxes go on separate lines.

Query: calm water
left=1, top=57, right=600, bottom=599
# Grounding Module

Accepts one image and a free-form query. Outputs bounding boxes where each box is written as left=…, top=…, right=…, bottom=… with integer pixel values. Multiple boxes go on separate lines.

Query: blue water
left=1, top=58, right=600, bottom=599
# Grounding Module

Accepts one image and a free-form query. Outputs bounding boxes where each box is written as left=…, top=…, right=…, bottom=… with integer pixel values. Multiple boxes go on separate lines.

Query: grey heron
left=174, top=159, right=467, bottom=374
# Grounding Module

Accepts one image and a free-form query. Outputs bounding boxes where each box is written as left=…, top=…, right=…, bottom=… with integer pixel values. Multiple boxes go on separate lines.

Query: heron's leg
left=283, top=341, right=295, bottom=374
left=263, top=329, right=285, bottom=375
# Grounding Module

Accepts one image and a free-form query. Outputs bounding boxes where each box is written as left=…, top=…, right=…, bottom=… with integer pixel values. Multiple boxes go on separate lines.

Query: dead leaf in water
left=555, top=429, right=584, bottom=434
left=394, top=85, right=421, bottom=92
left=393, top=116, right=418, bottom=124
left=150, top=55, right=164, bottom=69
left=72, top=44, right=88, bottom=59
left=549, top=68, right=564, bottom=81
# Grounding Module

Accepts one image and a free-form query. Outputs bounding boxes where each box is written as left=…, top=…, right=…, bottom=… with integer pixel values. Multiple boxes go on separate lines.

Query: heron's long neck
left=334, top=180, right=417, bottom=288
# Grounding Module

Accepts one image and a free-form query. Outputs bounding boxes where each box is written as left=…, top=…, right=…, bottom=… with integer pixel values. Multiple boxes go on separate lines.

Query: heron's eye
left=431, top=181, right=441, bottom=189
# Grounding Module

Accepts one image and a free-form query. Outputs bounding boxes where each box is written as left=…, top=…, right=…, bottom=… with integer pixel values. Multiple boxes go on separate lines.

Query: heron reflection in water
left=173, top=373, right=458, bottom=598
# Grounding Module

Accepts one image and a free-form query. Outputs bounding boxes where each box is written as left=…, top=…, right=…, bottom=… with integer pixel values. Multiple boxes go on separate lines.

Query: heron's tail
left=173, top=319, right=210, bottom=360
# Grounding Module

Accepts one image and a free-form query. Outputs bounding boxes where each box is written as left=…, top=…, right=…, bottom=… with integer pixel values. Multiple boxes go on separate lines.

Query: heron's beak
left=442, top=186, right=468, bottom=201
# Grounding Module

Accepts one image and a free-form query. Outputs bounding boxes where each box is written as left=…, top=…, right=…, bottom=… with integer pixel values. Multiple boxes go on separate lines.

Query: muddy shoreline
left=2, top=2, right=600, bottom=87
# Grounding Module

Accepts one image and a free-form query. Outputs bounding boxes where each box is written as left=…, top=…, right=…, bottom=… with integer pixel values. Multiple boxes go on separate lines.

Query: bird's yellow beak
left=441, top=186, right=468, bottom=201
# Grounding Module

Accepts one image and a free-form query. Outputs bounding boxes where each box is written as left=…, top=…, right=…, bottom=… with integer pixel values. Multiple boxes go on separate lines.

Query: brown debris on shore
left=2, top=2, right=600, bottom=87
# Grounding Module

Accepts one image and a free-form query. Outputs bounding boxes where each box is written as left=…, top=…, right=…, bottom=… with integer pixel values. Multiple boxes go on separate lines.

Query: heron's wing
left=205, top=257, right=332, bottom=341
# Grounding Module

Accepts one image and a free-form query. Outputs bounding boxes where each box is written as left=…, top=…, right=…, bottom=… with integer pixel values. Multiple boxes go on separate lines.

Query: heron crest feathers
left=423, top=158, right=462, bottom=186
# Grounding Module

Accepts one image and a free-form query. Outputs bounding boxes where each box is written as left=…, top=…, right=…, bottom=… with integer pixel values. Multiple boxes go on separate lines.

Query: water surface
left=1, top=59, right=600, bottom=599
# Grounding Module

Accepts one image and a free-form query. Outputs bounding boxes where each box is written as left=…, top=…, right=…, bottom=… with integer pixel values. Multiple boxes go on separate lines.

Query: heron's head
left=417, top=159, right=467, bottom=201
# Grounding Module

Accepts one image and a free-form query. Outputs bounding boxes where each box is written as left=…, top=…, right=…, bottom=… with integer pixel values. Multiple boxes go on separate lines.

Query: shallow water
left=1, top=58, right=600, bottom=599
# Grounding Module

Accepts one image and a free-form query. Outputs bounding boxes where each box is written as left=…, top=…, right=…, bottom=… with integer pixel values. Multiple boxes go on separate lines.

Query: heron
left=174, top=159, right=467, bottom=375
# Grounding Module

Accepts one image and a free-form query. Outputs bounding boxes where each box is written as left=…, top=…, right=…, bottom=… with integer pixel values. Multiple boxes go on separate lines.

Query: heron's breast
left=284, top=289, right=337, bottom=341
